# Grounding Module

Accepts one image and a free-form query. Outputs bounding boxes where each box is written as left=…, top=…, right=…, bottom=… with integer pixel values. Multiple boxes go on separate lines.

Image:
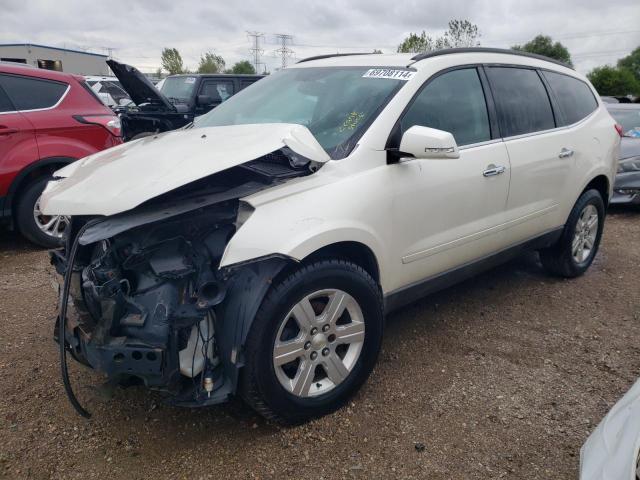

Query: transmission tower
left=246, top=31, right=265, bottom=74
left=274, top=33, right=294, bottom=69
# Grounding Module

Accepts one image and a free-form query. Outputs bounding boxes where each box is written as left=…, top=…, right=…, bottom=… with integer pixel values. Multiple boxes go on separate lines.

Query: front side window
left=542, top=71, right=598, bottom=126
left=0, top=74, right=67, bottom=110
left=400, top=68, right=491, bottom=146
left=486, top=67, right=555, bottom=137
left=196, top=67, right=409, bottom=158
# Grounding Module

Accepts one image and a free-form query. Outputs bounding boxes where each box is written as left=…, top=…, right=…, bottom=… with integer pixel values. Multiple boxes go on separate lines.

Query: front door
left=388, top=67, right=511, bottom=290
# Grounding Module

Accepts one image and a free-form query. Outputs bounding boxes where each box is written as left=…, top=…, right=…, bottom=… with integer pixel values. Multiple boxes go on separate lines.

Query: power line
left=246, top=31, right=265, bottom=74
left=274, top=33, right=294, bottom=69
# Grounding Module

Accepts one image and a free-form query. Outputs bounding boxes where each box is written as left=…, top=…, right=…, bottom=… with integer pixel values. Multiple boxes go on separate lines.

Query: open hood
left=40, top=124, right=330, bottom=217
left=107, top=59, right=175, bottom=110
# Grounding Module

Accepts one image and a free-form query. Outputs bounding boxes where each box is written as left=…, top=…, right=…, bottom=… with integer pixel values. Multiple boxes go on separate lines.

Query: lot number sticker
left=362, top=69, right=415, bottom=80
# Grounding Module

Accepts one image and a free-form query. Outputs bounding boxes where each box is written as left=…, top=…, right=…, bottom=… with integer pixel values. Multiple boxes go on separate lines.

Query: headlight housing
left=618, top=156, right=640, bottom=173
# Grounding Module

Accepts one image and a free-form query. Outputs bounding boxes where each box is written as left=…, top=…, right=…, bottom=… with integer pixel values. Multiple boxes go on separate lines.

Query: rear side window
left=199, top=80, right=235, bottom=102
left=542, top=71, right=598, bottom=125
left=0, top=85, right=15, bottom=112
left=400, top=68, right=491, bottom=146
left=486, top=67, right=555, bottom=137
left=0, top=74, right=67, bottom=111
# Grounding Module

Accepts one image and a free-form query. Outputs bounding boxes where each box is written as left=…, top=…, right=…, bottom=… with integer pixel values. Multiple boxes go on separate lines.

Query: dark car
left=0, top=62, right=123, bottom=247
left=107, top=60, right=264, bottom=141
left=606, top=103, right=640, bottom=205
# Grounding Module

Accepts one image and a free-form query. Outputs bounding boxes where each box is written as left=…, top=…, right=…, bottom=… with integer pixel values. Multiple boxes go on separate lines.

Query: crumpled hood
left=40, top=123, right=329, bottom=217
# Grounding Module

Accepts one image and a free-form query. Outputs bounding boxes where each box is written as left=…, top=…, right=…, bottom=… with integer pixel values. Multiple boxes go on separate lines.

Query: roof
left=0, top=43, right=107, bottom=58
left=0, top=61, right=83, bottom=82
left=294, top=48, right=573, bottom=71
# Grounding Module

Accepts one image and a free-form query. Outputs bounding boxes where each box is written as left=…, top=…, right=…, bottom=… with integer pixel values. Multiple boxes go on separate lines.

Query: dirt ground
left=1, top=208, right=639, bottom=480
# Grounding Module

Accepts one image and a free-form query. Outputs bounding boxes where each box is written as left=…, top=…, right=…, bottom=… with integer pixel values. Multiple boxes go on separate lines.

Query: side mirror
left=399, top=126, right=460, bottom=160
left=197, top=94, right=215, bottom=107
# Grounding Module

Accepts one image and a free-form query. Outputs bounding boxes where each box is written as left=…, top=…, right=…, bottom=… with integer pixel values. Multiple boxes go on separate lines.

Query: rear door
left=0, top=78, right=38, bottom=199
left=389, top=67, right=512, bottom=286
left=485, top=66, right=575, bottom=241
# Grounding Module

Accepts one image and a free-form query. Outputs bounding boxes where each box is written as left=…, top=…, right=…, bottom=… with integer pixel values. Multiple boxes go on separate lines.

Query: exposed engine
left=50, top=148, right=316, bottom=413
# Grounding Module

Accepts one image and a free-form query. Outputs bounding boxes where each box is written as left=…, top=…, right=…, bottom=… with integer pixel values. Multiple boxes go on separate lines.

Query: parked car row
left=0, top=60, right=264, bottom=246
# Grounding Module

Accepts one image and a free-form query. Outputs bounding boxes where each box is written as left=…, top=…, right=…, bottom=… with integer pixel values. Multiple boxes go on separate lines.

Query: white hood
left=40, top=123, right=329, bottom=217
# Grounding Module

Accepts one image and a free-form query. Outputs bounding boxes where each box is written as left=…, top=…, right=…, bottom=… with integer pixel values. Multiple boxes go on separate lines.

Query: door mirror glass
left=399, top=125, right=460, bottom=159
left=197, top=94, right=215, bottom=106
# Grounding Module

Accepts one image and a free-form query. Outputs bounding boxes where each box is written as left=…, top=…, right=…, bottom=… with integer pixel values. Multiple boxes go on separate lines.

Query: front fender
left=220, top=211, right=389, bottom=291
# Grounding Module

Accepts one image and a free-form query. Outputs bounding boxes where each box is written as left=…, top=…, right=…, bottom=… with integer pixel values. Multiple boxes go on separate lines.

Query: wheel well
left=583, top=175, right=610, bottom=206
left=6, top=158, right=74, bottom=219
left=299, top=241, right=381, bottom=284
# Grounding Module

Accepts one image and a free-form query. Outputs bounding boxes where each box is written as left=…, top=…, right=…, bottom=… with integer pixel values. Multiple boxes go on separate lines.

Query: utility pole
left=246, top=31, right=264, bottom=74
left=273, top=33, right=294, bottom=69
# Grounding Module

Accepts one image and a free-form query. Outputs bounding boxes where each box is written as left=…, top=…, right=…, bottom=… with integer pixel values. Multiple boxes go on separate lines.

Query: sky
left=1, top=0, right=639, bottom=75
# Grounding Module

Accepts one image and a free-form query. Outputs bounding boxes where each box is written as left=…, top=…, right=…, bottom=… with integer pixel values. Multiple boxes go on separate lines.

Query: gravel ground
left=1, top=209, right=639, bottom=479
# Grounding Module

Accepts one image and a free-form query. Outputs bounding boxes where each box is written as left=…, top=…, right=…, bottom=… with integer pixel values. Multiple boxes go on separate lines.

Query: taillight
left=73, top=114, right=122, bottom=137
left=614, top=123, right=624, bottom=137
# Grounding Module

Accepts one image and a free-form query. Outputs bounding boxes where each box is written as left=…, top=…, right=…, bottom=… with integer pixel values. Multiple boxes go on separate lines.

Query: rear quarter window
left=486, top=67, right=555, bottom=137
left=0, top=74, right=68, bottom=110
left=542, top=71, right=598, bottom=125
left=0, top=85, right=15, bottom=112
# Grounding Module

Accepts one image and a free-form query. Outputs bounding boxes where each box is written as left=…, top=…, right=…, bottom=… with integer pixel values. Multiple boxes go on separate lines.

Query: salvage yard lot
left=1, top=209, right=639, bottom=479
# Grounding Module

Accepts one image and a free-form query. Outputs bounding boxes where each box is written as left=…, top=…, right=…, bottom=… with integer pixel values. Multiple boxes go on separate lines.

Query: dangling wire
left=58, top=220, right=99, bottom=419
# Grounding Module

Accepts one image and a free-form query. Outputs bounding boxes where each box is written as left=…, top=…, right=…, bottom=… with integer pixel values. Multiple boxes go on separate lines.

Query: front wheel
left=240, top=260, right=384, bottom=425
left=540, top=189, right=605, bottom=278
left=15, top=177, right=69, bottom=248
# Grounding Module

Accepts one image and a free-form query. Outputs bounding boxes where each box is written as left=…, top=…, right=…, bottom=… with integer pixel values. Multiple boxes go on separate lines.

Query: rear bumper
left=611, top=172, right=640, bottom=205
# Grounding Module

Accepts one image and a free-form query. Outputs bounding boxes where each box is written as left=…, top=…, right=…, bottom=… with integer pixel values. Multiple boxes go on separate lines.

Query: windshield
left=609, top=108, right=640, bottom=137
left=195, top=67, right=410, bottom=158
left=160, top=76, right=197, bottom=102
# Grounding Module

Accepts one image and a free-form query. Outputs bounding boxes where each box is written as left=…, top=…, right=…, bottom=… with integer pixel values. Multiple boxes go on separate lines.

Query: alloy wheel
left=571, top=204, right=599, bottom=263
left=272, top=289, right=365, bottom=398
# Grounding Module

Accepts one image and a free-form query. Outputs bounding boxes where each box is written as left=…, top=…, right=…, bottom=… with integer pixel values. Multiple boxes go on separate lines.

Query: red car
left=0, top=62, right=122, bottom=247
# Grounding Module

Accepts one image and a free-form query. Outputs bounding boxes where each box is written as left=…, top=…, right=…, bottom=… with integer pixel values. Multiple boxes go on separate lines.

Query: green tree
left=512, top=35, right=572, bottom=67
left=618, top=46, right=640, bottom=82
left=226, top=60, right=256, bottom=74
left=587, top=66, right=640, bottom=96
left=398, top=19, right=480, bottom=54
left=197, top=52, right=225, bottom=74
left=161, top=47, right=187, bottom=74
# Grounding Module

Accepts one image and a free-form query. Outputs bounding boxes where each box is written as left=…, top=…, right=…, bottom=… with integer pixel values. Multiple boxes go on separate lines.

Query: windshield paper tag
left=362, top=69, right=414, bottom=80
left=185, top=77, right=196, bottom=84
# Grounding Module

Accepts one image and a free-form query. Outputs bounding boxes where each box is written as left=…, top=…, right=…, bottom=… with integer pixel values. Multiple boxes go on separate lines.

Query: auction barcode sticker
left=362, top=69, right=415, bottom=80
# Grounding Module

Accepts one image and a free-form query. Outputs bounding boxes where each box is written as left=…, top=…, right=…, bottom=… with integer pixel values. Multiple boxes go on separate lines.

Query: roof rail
left=296, top=52, right=373, bottom=64
left=410, top=47, right=573, bottom=70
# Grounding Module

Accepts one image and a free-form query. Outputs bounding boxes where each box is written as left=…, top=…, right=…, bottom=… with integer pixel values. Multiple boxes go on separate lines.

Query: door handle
left=559, top=148, right=574, bottom=158
left=0, top=127, right=19, bottom=135
left=482, top=165, right=506, bottom=177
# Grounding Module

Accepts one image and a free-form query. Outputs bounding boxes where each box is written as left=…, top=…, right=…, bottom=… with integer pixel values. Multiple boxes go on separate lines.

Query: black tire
left=240, top=259, right=384, bottom=425
left=540, top=189, right=605, bottom=278
left=14, top=176, right=63, bottom=249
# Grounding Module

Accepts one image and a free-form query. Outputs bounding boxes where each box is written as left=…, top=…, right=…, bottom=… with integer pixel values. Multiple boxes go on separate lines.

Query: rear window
left=486, top=67, right=555, bottom=137
left=543, top=71, right=598, bottom=125
left=0, top=74, right=68, bottom=110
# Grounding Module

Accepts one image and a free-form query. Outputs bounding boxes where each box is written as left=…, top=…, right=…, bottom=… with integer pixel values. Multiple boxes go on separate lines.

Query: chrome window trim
left=0, top=83, right=70, bottom=116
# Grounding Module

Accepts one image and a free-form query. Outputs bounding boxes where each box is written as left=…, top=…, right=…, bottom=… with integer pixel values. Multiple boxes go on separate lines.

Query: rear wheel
left=15, top=176, right=68, bottom=248
left=240, top=259, right=383, bottom=425
left=540, top=189, right=605, bottom=278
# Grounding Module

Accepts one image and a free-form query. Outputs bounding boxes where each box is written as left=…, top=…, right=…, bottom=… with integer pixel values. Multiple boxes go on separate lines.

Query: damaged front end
left=50, top=148, right=315, bottom=413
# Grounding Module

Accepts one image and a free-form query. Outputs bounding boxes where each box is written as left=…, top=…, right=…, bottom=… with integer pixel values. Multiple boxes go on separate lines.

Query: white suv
left=42, top=48, right=619, bottom=423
